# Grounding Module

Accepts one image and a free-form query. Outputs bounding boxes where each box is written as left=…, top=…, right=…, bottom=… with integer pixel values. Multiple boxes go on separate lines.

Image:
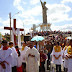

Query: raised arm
left=40, top=0, right=42, bottom=4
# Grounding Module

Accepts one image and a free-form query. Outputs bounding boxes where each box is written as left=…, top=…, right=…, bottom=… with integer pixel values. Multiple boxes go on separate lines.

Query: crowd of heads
left=1, top=30, right=72, bottom=53
left=31, top=31, right=72, bottom=36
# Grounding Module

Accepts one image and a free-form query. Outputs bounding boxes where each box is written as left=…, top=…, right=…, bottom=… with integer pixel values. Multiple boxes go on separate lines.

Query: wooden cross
left=4, top=19, right=24, bottom=45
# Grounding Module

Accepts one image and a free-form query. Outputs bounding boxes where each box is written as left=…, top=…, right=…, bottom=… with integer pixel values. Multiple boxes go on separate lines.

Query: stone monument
left=40, top=0, right=51, bottom=31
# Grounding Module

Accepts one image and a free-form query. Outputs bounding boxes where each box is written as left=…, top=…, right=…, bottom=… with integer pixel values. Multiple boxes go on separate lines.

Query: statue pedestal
left=40, top=23, right=51, bottom=31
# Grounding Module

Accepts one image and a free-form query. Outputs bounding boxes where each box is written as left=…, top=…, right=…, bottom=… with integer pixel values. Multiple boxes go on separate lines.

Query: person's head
left=47, top=41, right=49, bottom=44
left=70, top=39, right=72, bottom=46
left=56, top=41, right=59, bottom=46
left=49, top=42, right=52, bottom=45
left=22, top=42, right=26, bottom=46
left=9, top=41, right=13, bottom=48
left=27, top=41, right=31, bottom=47
left=15, top=45, right=19, bottom=50
left=28, top=42, right=33, bottom=49
left=44, top=45, right=46, bottom=50
left=2, top=40, right=7, bottom=47
left=40, top=50, right=44, bottom=55
left=15, top=45, right=20, bottom=56
left=44, top=1, right=46, bottom=5
left=33, top=41, right=36, bottom=45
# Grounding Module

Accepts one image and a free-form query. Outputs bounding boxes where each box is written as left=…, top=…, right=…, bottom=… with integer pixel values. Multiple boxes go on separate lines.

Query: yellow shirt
left=9, top=46, right=13, bottom=48
left=54, top=46, right=61, bottom=52
left=67, top=46, right=72, bottom=55
left=21, top=46, right=25, bottom=51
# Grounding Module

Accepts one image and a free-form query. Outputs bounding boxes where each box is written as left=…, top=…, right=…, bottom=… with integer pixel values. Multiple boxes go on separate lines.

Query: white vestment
left=11, top=28, right=21, bottom=48
left=21, top=46, right=29, bottom=63
left=0, top=48, right=12, bottom=72
left=0, top=45, right=3, bottom=50
left=11, top=47, right=18, bottom=67
left=65, top=47, right=72, bottom=72
left=37, top=43, right=39, bottom=51
left=68, top=59, right=72, bottom=72
left=63, top=47, right=68, bottom=68
left=25, top=47, right=40, bottom=72
left=52, top=46, right=63, bottom=65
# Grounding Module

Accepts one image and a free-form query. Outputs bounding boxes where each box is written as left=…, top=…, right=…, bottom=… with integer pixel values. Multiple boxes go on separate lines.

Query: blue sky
left=0, top=0, right=72, bottom=35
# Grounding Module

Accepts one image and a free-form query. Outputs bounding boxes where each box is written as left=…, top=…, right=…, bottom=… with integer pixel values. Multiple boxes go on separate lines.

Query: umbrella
left=31, top=36, right=44, bottom=41
left=65, top=37, right=72, bottom=40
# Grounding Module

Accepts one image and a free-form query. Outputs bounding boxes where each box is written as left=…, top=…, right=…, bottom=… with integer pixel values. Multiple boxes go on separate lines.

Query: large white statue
left=40, top=0, right=48, bottom=24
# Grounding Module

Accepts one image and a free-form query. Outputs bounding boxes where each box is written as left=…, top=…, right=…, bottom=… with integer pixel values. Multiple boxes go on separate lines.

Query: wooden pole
left=13, top=19, right=17, bottom=45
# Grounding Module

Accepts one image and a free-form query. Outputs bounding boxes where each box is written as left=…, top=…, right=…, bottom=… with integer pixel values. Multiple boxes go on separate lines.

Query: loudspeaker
left=24, top=36, right=31, bottom=42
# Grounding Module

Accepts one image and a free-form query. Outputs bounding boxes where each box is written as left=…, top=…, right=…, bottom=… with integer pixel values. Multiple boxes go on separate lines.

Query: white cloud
left=61, top=0, right=72, bottom=3
left=13, top=0, right=21, bottom=6
left=24, top=28, right=30, bottom=34
left=30, top=0, right=39, bottom=5
left=47, top=4, right=71, bottom=13
left=13, top=3, right=42, bottom=26
left=18, top=5, right=41, bottom=19
left=27, top=6, right=41, bottom=16
left=46, top=4, right=71, bottom=23
left=51, top=24, right=72, bottom=31
left=0, top=18, right=25, bottom=35
left=23, top=17, right=41, bottom=25
left=0, top=18, right=10, bottom=27
left=0, top=18, right=11, bottom=35
left=13, top=0, right=72, bottom=24
left=22, top=1, right=27, bottom=5
left=13, top=0, right=41, bottom=18
left=13, top=0, right=24, bottom=11
left=17, top=5, right=24, bottom=11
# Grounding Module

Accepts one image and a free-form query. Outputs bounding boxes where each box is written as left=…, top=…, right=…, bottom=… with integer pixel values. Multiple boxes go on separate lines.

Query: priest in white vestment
left=0, top=40, right=12, bottom=72
left=25, top=42, right=40, bottom=72
left=9, top=42, right=18, bottom=72
left=62, top=45, right=69, bottom=72
left=21, top=42, right=29, bottom=72
left=65, top=39, right=72, bottom=72
left=51, top=42, right=63, bottom=72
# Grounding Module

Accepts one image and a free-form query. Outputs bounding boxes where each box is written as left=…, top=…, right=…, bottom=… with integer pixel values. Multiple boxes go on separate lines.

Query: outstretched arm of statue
left=40, top=0, right=42, bottom=4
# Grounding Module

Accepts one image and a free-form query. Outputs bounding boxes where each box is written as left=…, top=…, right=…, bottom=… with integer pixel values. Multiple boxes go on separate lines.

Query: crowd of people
left=30, top=31, right=72, bottom=36
left=0, top=33, right=72, bottom=72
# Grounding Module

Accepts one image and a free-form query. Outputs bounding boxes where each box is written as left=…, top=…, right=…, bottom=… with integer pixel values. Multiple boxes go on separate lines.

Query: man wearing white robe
left=9, top=42, right=18, bottom=72
left=52, top=42, right=63, bottom=72
left=62, top=44, right=69, bottom=72
left=25, top=42, right=40, bottom=72
left=21, top=42, right=29, bottom=72
left=65, top=39, right=72, bottom=72
left=0, top=40, right=12, bottom=72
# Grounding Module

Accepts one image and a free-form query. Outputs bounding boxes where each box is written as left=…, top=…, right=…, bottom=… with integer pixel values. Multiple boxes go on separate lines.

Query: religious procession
left=0, top=0, right=72, bottom=72
left=0, top=31, right=72, bottom=72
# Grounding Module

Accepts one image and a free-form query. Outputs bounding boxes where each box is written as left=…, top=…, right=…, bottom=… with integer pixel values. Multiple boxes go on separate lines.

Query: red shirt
left=3, top=46, right=9, bottom=50
left=40, top=53, right=47, bottom=66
